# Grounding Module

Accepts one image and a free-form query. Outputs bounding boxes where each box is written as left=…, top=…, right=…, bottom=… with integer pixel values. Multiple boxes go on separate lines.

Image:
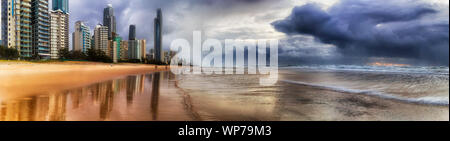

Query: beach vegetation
left=86, top=48, right=113, bottom=63
left=0, top=45, right=20, bottom=60
left=57, top=48, right=112, bottom=63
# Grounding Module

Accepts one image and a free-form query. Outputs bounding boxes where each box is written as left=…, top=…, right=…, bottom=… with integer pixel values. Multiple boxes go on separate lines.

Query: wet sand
left=0, top=61, right=169, bottom=100
left=0, top=61, right=194, bottom=121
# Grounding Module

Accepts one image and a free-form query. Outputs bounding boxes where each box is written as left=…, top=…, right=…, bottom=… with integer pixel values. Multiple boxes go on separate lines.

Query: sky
left=2, top=0, right=449, bottom=66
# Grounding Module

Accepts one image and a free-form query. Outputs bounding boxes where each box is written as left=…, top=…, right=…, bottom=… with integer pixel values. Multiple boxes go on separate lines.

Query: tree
left=70, top=50, right=87, bottom=60
left=86, top=48, right=112, bottom=63
left=0, top=46, right=19, bottom=60
left=58, top=47, right=70, bottom=60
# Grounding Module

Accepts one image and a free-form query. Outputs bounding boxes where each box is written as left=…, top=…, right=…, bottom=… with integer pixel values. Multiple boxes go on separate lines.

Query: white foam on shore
left=281, top=80, right=449, bottom=106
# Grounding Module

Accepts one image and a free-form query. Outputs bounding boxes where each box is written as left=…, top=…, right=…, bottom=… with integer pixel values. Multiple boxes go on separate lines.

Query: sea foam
left=282, top=80, right=449, bottom=106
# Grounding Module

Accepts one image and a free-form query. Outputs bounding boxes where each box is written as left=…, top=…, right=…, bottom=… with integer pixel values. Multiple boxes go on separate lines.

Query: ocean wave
left=283, top=65, right=449, bottom=75
left=281, top=80, right=449, bottom=106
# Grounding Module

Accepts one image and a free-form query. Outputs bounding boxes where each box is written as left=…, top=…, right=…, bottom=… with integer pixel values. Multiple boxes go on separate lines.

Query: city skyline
left=65, top=0, right=449, bottom=66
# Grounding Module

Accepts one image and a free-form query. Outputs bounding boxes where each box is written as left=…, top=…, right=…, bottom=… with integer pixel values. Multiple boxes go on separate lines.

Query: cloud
left=272, top=0, right=449, bottom=66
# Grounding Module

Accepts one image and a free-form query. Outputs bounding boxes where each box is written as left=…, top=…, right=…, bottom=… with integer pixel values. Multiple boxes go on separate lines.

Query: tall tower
left=2, top=0, right=33, bottom=58
left=72, top=21, right=91, bottom=53
left=154, top=8, right=163, bottom=63
left=129, top=25, right=136, bottom=40
left=52, top=0, right=69, bottom=14
left=50, top=10, right=69, bottom=59
left=32, top=0, right=51, bottom=59
left=103, top=4, right=116, bottom=40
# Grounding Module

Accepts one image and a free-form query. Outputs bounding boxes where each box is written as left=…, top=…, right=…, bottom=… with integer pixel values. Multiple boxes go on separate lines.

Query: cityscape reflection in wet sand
left=0, top=72, right=193, bottom=121
left=1, top=68, right=447, bottom=121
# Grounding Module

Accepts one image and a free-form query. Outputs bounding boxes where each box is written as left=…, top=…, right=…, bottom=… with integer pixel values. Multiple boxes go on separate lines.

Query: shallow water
left=176, top=67, right=449, bottom=121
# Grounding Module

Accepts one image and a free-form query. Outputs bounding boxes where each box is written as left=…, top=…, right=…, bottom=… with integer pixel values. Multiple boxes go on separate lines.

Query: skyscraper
left=129, top=25, right=136, bottom=40
left=154, top=8, right=163, bottom=62
left=52, top=0, right=69, bottom=14
left=50, top=10, right=69, bottom=59
left=32, top=0, right=51, bottom=59
left=94, top=24, right=109, bottom=54
left=73, top=21, right=91, bottom=53
left=2, top=0, right=33, bottom=58
left=103, top=4, right=116, bottom=40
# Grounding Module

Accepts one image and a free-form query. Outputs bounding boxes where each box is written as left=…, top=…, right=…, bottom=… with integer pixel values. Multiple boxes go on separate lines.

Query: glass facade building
left=129, top=25, right=136, bottom=40
left=103, top=4, right=116, bottom=39
left=52, top=0, right=68, bottom=14
left=32, top=0, right=51, bottom=59
left=154, top=8, right=163, bottom=62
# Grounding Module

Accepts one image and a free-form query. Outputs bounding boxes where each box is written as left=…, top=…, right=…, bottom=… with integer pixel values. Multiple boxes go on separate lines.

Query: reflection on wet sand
left=151, top=73, right=161, bottom=120
left=0, top=93, right=67, bottom=121
left=0, top=72, right=193, bottom=121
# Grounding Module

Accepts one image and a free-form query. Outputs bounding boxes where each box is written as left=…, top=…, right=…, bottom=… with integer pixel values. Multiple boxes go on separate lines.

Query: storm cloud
left=272, top=0, right=449, bottom=66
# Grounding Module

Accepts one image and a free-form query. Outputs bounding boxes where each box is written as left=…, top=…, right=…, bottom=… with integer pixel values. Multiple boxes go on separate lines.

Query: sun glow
left=369, top=62, right=410, bottom=67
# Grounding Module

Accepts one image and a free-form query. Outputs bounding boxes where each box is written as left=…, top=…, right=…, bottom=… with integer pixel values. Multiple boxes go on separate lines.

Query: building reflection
left=0, top=93, right=67, bottom=121
left=0, top=72, right=163, bottom=121
left=151, top=72, right=161, bottom=120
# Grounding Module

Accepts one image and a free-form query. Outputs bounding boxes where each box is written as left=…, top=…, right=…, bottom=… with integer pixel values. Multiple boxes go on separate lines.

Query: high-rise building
left=154, top=8, right=163, bottom=62
left=148, top=49, right=154, bottom=60
left=129, top=25, right=136, bottom=40
left=32, top=0, right=51, bottom=59
left=120, top=40, right=128, bottom=60
left=1, top=0, right=17, bottom=49
left=163, top=51, right=170, bottom=64
left=2, top=0, right=33, bottom=58
left=140, top=39, right=146, bottom=60
left=52, top=0, right=69, bottom=14
left=108, top=36, right=121, bottom=63
left=128, top=40, right=141, bottom=60
left=72, top=21, right=91, bottom=53
left=91, top=35, right=95, bottom=49
left=103, top=4, right=116, bottom=40
left=50, top=10, right=69, bottom=59
left=94, top=24, right=109, bottom=54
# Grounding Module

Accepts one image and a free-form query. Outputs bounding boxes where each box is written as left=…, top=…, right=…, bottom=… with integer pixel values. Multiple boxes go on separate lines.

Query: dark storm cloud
left=272, top=0, right=449, bottom=66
